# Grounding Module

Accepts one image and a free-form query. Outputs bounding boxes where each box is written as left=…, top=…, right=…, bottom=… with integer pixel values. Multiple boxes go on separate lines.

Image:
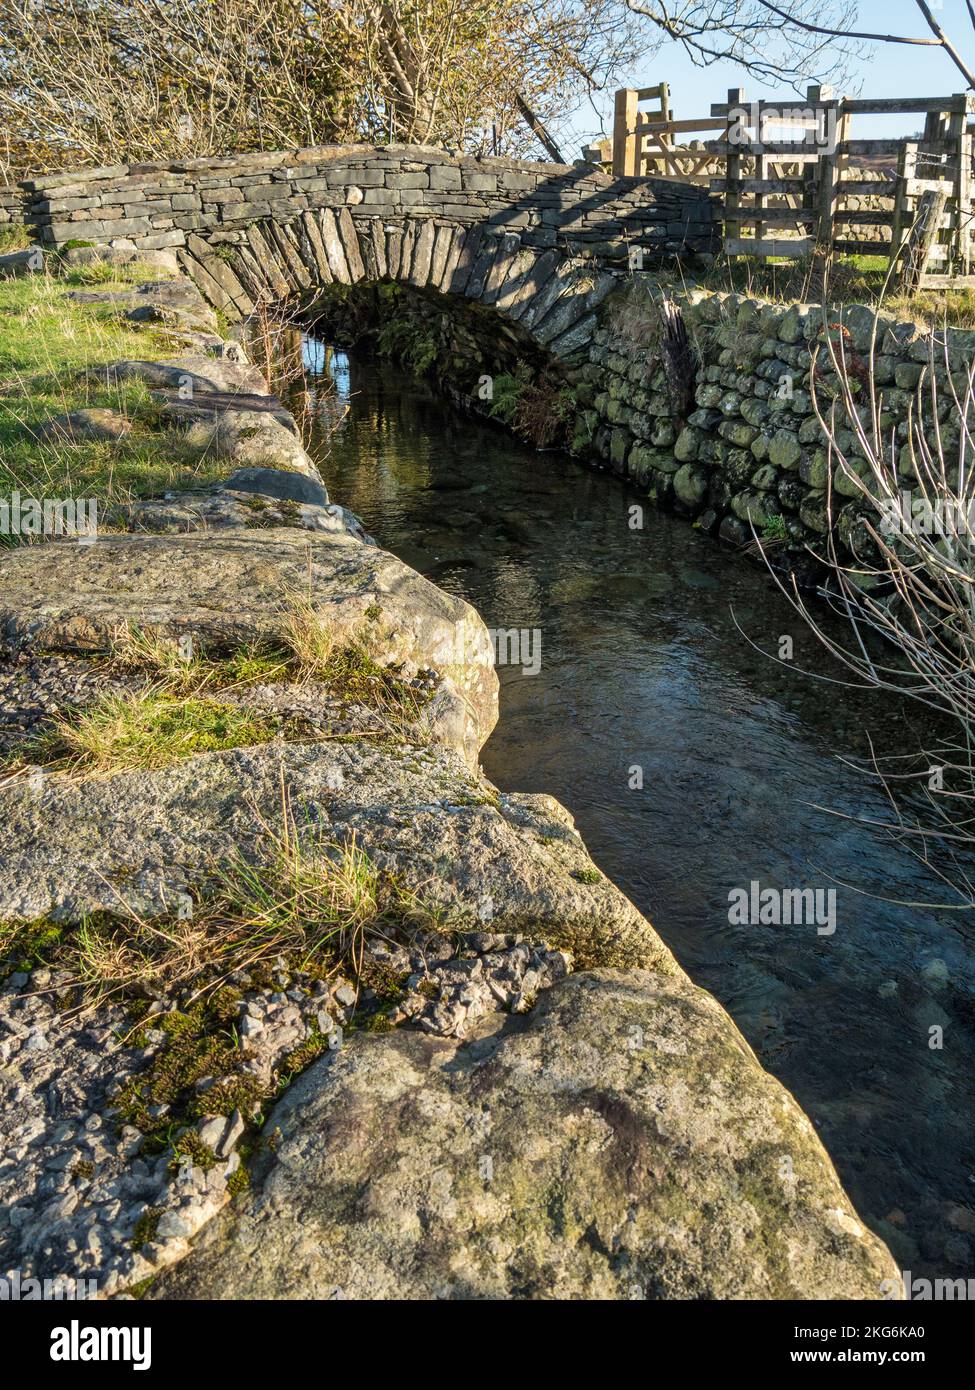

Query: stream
left=303, top=341, right=975, bottom=1281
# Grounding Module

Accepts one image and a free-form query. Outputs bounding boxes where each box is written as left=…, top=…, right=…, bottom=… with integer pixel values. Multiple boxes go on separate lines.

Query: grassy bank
left=0, top=260, right=230, bottom=523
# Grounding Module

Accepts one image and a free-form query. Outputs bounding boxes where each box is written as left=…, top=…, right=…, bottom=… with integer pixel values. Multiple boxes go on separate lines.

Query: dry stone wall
left=0, top=185, right=27, bottom=230
left=575, top=284, right=973, bottom=566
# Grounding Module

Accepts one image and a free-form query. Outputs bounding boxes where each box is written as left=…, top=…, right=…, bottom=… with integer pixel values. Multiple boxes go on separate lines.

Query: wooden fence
left=601, top=84, right=975, bottom=288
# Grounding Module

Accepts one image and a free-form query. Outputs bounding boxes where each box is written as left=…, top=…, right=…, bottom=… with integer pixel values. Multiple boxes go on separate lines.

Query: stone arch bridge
left=23, top=145, right=716, bottom=359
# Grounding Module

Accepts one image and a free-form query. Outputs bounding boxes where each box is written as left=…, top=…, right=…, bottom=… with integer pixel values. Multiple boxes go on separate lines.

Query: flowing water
left=303, top=342, right=975, bottom=1280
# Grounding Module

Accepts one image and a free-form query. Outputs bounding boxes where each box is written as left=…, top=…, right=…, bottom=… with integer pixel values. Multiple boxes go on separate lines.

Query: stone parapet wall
left=0, top=185, right=28, bottom=229
left=19, top=146, right=717, bottom=261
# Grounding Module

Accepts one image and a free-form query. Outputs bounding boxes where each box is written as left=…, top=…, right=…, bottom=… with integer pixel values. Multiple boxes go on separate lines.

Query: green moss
left=168, top=1131, right=220, bottom=1175
left=115, top=997, right=262, bottom=1155
left=364, top=1011, right=394, bottom=1033
left=226, top=1165, right=251, bottom=1196
left=277, top=1029, right=331, bottom=1087
left=357, top=954, right=408, bottom=1002
left=125, top=1276, right=157, bottom=1299
left=572, top=868, right=602, bottom=885
left=0, top=919, right=64, bottom=980
left=131, top=1206, right=163, bottom=1251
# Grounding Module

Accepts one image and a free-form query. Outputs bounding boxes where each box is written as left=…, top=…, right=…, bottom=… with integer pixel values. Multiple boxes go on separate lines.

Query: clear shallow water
left=304, top=344, right=975, bottom=1279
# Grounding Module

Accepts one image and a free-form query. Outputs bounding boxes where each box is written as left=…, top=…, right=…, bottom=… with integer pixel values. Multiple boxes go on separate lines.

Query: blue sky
left=573, top=1, right=975, bottom=151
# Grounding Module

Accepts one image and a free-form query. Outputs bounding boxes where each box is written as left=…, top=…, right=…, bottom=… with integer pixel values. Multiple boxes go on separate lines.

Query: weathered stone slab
left=337, top=208, right=365, bottom=281
left=223, top=467, right=328, bottom=507
left=407, top=220, right=435, bottom=287
left=298, top=210, right=333, bottom=284
left=147, top=967, right=900, bottom=1301
left=0, top=528, right=498, bottom=751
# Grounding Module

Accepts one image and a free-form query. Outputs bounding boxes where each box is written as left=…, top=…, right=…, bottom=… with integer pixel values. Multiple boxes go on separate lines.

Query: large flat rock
left=0, top=528, right=497, bottom=752
left=0, top=741, right=669, bottom=972
left=150, top=969, right=901, bottom=1301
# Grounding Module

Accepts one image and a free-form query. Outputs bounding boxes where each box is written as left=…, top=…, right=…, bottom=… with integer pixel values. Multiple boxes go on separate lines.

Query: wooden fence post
left=899, top=187, right=949, bottom=290
left=613, top=89, right=639, bottom=177
left=807, top=84, right=840, bottom=251
left=754, top=106, right=767, bottom=263
left=890, top=139, right=919, bottom=273
left=959, top=124, right=973, bottom=275
left=724, top=87, right=745, bottom=254
left=947, top=96, right=970, bottom=274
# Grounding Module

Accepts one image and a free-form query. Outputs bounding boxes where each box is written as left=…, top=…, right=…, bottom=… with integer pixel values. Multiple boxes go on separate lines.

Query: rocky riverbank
left=0, top=249, right=901, bottom=1299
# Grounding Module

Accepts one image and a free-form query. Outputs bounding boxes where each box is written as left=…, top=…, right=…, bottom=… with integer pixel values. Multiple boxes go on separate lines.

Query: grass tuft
left=0, top=225, right=31, bottom=254
left=25, top=688, right=281, bottom=774
left=691, top=252, right=975, bottom=329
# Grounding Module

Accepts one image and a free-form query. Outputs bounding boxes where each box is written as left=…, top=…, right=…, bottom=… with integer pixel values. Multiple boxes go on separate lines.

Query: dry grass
left=0, top=603, right=432, bottom=783
left=7, top=797, right=456, bottom=1010
left=111, top=603, right=431, bottom=736
left=110, top=625, right=291, bottom=695
left=75, top=833, right=381, bottom=1001
left=0, top=225, right=31, bottom=254
left=694, top=251, right=975, bottom=329
left=276, top=595, right=337, bottom=676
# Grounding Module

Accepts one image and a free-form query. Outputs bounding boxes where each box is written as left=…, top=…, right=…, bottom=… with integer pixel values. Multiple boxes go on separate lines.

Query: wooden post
left=613, top=88, right=639, bottom=177
left=898, top=187, right=949, bottom=291
left=890, top=139, right=919, bottom=273
left=947, top=97, right=968, bottom=273
left=754, top=107, right=767, bottom=263
left=802, top=156, right=818, bottom=263
left=959, top=125, right=973, bottom=275
left=808, top=84, right=839, bottom=253
left=724, top=87, right=745, bottom=255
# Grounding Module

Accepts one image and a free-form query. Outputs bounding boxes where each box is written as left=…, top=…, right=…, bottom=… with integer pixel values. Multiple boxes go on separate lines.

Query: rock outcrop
left=0, top=527, right=498, bottom=764
left=0, top=742, right=666, bottom=972
left=151, top=969, right=901, bottom=1301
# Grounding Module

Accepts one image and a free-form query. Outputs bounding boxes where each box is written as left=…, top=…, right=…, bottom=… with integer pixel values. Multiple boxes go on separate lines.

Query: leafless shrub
left=763, top=311, right=975, bottom=906
left=0, top=0, right=638, bottom=181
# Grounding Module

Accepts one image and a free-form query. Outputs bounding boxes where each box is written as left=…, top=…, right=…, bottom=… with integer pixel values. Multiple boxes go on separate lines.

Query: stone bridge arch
left=24, top=145, right=717, bottom=362
left=206, top=209, right=622, bottom=362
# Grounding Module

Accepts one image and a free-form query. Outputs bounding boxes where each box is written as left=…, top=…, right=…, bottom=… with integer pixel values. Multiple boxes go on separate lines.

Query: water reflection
left=303, top=340, right=975, bottom=1280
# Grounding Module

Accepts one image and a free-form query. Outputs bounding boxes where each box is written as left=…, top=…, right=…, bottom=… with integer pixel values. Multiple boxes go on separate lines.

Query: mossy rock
left=148, top=970, right=900, bottom=1301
